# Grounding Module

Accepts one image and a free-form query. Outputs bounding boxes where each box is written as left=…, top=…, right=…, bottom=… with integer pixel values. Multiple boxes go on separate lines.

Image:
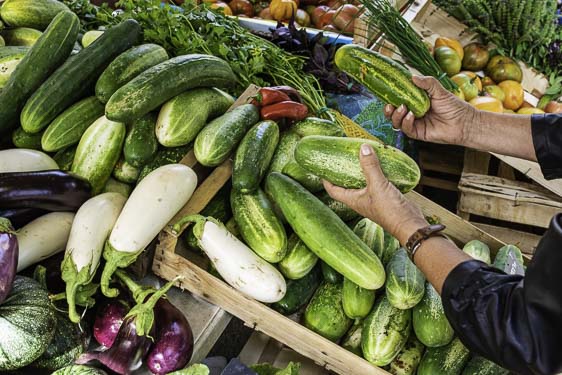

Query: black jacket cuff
left=531, top=114, right=562, bottom=180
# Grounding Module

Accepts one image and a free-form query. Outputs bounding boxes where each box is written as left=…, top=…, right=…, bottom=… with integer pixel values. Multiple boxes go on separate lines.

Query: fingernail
left=406, top=112, right=414, bottom=120
left=361, top=144, right=372, bottom=156
left=398, top=105, right=405, bottom=113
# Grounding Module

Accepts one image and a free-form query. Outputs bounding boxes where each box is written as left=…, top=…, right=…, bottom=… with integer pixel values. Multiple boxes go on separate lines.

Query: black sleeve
left=442, top=213, right=562, bottom=375
left=531, top=113, right=562, bottom=180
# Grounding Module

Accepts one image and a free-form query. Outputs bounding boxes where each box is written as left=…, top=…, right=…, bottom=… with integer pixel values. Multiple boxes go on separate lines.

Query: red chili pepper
left=253, top=87, right=292, bottom=106
left=267, top=86, right=303, bottom=103
left=260, top=101, right=309, bottom=121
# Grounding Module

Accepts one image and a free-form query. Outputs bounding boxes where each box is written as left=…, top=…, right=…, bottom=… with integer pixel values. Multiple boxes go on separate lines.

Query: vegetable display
left=0, top=218, right=18, bottom=304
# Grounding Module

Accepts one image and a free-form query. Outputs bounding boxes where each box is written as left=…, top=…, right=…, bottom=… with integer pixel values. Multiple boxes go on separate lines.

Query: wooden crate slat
left=472, top=223, right=541, bottom=255
left=419, top=176, right=458, bottom=191
left=419, top=148, right=464, bottom=175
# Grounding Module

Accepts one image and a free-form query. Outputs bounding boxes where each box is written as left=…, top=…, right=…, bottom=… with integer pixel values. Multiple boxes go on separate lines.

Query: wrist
left=396, top=217, right=429, bottom=247
left=462, top=108, right=484, bottom=148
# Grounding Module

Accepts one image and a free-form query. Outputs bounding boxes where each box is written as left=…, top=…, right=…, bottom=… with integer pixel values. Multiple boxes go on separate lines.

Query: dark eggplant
left=0, top=170, right=91, bottom=211
left=0, top=207, right=48, bottom=229
left=0, top=217, right=18, bottom=304
left=94, top=300, right=129, bottom=348
left=146, top=298, right=194, bottom=374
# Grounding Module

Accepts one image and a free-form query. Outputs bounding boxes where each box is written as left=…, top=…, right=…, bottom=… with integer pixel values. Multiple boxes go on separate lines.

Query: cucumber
left=462, top=356, right=508, bottom=375
left=12, top=127, right=42, bottom=149
left=462, top=240, right=491, bottom=264
left=156, top=87, right=235, bottom=147
left=137, top=145, right=190, bottom=182
left=71, top=116, right=126, bottom=195
left=492, top=244, right=525, bottom=275
left=361, top=295, right=411, bottom=366
left=389, top=335, right=425, bottom=375
left=321, top=261, right=342, bottom=284
left=291, top=117, right=344, bottom=137
left=41, top=97, right=105, bottom=152
left=272, top=265, right=322, bottom=315
left=81, top=30, right=103, bottom=48
left=382, top=232, right=400, bottom=265
left=266, top=172, right=386, bottom=290
left=316, top=191, right=359, bottom=222
left=106, top=54, right=236, bottom=123
left=334, top=44, right=430, bottom=118
left=0, top=45, right=29, bottom=59
left=0, top=50, right=26, bottom=88
left=385, top=248, right=425, bottom=310
left=268, top=130, right=300, bottom=175
left=0, top=11, right=78, bottom=135
left=112, top=157, right=140, bottom=184
left=295, top=136, right=421, bottom=193
left=353, top=218, right=384, bottom=258
left=282, top=160, right=324, bottom=193
left=0, top=0, right=70, bottom=30
left=413, top=282, right=454, bottom=347
left=303, top=282, right=352, bottom=342
left=417, top=337, right=470, bottom=375
left=102, top=177, right=132, bottom=198
left=123, top=113, right=159, bottom=168
left=233, top=120, right=279, bottom=193
left=194, top=104, right=260, bottom=167
left=52, top=146, right=76, bottom=172
left=1, top=27, right=42, bottom=46
left=96, top=44, right=169, bottom=104
left=21, top=19, right=141, bottom=134
left=342, top=277, right=376, bottom=320
left=278, top=233, right=319, bottom=280
left=231, top=188, right=287, bottom=263
left=342, top=320, right=363, bottom=356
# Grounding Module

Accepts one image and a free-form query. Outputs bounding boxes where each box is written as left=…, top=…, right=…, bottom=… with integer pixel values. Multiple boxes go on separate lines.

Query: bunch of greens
left=68, top=0, right=326, bottom=112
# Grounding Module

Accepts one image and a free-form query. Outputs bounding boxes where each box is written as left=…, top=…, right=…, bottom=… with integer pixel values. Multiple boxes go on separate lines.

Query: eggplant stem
left=115, top=269, right=156, bottom=304
left=171, top=214, right=205, bottom=236
left=66, top=282, right=82, bottom=323
left=0, top=217, right=15, bottom=234
left=49, top=292, right=66, bottom=302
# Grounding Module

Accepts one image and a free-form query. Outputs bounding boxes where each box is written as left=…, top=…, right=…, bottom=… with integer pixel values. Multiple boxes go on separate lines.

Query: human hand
left=384, top=76, right=479, bottom=146
left=323, top=144, right=428, bottom=246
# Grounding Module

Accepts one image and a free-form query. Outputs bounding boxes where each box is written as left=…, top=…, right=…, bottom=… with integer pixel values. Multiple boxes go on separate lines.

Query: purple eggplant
left=0, top=170, right=91, bottom=211
left=0, top=207, right=48, bottom=229
left=0, top=217, right=18, bottom=304
left=94, top=300, right=129, bottom=348
left=146, top=298, right=194, bottom=374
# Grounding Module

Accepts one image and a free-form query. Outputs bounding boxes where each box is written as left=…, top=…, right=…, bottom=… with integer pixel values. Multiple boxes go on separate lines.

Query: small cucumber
left=1, top=27, right=42, bottom=46
left=385, top=248, right=425, bottom=310
left=304, top=282, right=352, bottom=342
left=52, top=146, right=76, bottom=171
left=113, top=157, right=140, bottom=184
left=137, top=145, right=190, bottom=182
left=461, top=356, right=509, bottom=375
left=342, top=320, right=363, bottom=356
left=0, top=49, right=26, bottom=88
left=316, top=191, right=359, bottom=222
left=463, top=240, right=492, bottom=264
left=353, top=218, right=384, bottom=258
left=12, top=127, right=42, bottom=149
left=291, top=117, right=344, bottom=137
left=233, top=120, right=279, bottom=193
left=321, top=261, right=342, bottom=284
left=417, top=337, right=470, bottom=375
left=194, top=104, right=259, bottom=167
left=278, top=233, right=319, bottom=280
left=282, top=160, right=323, bottom=193
left=492, top=244, right=525, bottom=275
left=123, top=113, right=159, bottom=168
left=389, top=335, right=425, bottom=375
left=382, top=231, right=400, bottom=265
left=267, top=130, right=300, bottom=175
left=272, top=265, right=322, bottom=316
left=342, top=277, right=376, bottom=320
left=413, top=282, right=454, bottom=348
left=102, top=177, right=132, bottom=197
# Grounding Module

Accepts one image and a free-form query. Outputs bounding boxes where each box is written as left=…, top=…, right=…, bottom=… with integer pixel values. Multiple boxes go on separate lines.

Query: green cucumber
left=282, top=160, right=324, bottom=193
left=231, top=188, right=287, bottom=263
left=41, top=97, right=105, bottom=152
left=303, top=282, right=352, bottom=342
left=413, top=282, right=454, bottom=347
left=71, top=116, right=126, bottom=194
left=113, top=157, right=140, bottom=184
left=321, top=261, right=342, bottom=284
left=96, top=44, right=169, bottom=104
left=462, top=240, right=492, bottom=264
left=316, top=191, right=359, bottom=222
left=225, top=217, right=240, bottom=239
left=0, top=49, right=26, bottom=88
left=291, top=117, right=344, bottom=137
left=266, top=172, right=386, bottom=290
left=233, top=120, right=279, bottom=193
left=81, top=30, right=103, bottom=48
left=353, top=218, right=384, bottom=258
left=267, top=130, right=300, bottom=175
left=102, top=177, right=132, bottom=197
left=137, top=145, right=190, bottom=182
left=53, top=146, right=76, bottom=171
left=106, top=54, right=236, bottom=123
left=12, top=127, right=42, bottom=149
left=0, top=45, right=29, bottom=59
left=361, top=295, right=411, bottom=366
left=124, top=113, right=159, bottom=168
left=278, top=233, right=319, bottom=280
left=461, top=356, right=509, bottom=375
left=382, top=232, right=401, bottom=265
left=0, top=11, right=79, bottom=135
left=1, top=27, right=42, bottom=46
left=342, top=320, right=363, bottom=356
left=385, top=248, right=425, bottom=310
left=389, top=335, right=425, bottom=375
left=21, top=19, right=141, bottom=134
left=156, top=88, right=234, bottom=147
left=295, top=136, right=421, bottom=193
left=194, top=104, right=259, bottom=167
left=342, top=277, right=376, bottom=320
left=334, top=44, right=430, bottom=118
left=0, top=0, right=70, bottom=30
left=417, top=337, right=470, bottom=375
left=272, top=265, right=322, bottom=315
left=492, top=244, right=525, bottom=275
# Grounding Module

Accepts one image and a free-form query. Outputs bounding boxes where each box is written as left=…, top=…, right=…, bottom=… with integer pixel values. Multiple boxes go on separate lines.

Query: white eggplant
left=61, top=192, right=126, bottom=322
left=174, top=216, right=286, bottom=303
left=101, top=164, right=197, bottom=297
left=0, top=148, right=58, bottom=173
left=17, top=212, right=74, bottom=272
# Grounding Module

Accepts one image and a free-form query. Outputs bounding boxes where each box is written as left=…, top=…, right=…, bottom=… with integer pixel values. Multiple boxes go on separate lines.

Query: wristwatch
left=405, top=224, right=447, bottom=260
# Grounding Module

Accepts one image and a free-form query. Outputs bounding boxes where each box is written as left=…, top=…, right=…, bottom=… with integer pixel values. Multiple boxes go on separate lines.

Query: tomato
left=270, top=0, right=298, bottom=21
left=451, top=73, right=479, bottom=101
left=453, top=88, right=465, bottom=101
left=517, top=107, right=545, bottom=115
left=481, top=76, right=495, bottom=87
left=311, top=5, right=329, bottom=27
left=545, top=101, right=562, bottom=113
left=435, top=37, right=464, bottom=60
left=318, top=10, right=336, bottom=29
left=210, top=2, right=233, bottom=15
left=462, top=43, right=489, bottom=71
left=469, top=96, right=504, bottom=113
left=295, top=9, right=311, bottom=27
left=498, top=80, right=524, bottom=110
left=434, top=46, right=462, bottom=76
left=485, top=55, right=523, bottom=83
left=229, top=0, right=254, bottom=17
left=258, top=7, right=272, bottom=19
left=323, top=24, right=339, bottom=32
left=483, top=85, right=506, bottom=103
left=460, top=71, right=482, bottom=91
left=333, top=4, right=359, bottom=33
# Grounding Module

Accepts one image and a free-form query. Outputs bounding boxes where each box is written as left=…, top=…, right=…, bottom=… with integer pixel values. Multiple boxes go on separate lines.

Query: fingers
left=391, top=104, right=408, bottom=126
left=359, top=144, right=388, bottom=188
left=323, top=180, right=358, bottom=204
left=412, top=75, right=447, bottom=98
left=384, top=104, right=395, bottom=118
